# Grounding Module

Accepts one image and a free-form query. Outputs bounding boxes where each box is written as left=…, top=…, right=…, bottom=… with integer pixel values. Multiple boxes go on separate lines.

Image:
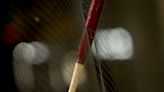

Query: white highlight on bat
left=92, top=27, right=133, bottom=60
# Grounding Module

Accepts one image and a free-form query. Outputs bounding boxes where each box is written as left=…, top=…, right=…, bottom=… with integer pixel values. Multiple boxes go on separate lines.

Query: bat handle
left=68, top=63, right=84, bottom=92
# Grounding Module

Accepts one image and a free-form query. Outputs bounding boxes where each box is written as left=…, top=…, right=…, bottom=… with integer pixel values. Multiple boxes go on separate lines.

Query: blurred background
left=0, top=0, right=164, bottom=92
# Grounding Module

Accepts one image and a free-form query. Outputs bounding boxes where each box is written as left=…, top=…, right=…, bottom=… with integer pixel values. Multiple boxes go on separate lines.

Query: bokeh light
left=31, top=41, right=50, bottom=64
left=92, top=27, right=133, bottom=60
left=13, top=42, right=37, bottom=63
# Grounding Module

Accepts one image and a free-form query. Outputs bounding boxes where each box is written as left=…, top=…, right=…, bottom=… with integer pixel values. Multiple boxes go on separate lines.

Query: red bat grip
left=86, top=0, right=105, bottom=44
left=77, top=0, right=105, bottom=64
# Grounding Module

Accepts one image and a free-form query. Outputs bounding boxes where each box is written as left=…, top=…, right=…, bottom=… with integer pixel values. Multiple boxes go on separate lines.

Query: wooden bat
left=68, top=0, right=105, bottom=92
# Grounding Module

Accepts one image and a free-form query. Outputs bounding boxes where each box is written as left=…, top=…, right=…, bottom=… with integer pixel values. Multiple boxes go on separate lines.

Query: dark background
left=0, top=0, right=164, bottom=92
